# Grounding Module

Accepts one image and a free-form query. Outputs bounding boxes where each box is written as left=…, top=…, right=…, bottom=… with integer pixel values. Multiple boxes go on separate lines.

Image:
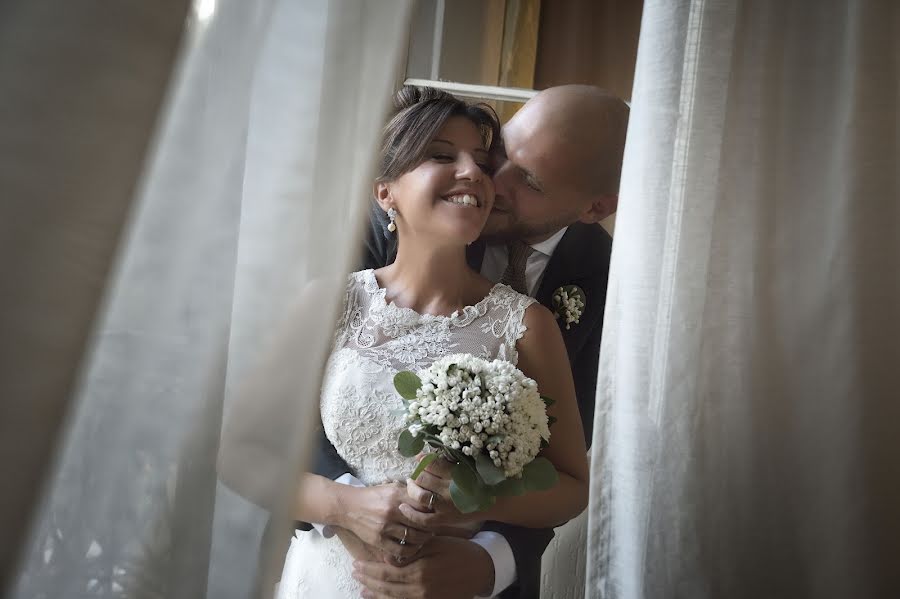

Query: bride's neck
left=377, top=240, right=477, bottom=315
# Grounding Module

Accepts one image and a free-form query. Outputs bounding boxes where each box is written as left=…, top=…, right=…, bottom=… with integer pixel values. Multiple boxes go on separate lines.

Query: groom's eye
left=477, top=162, right=495, bottom=175
left=523, top=172, right=543, bottom=192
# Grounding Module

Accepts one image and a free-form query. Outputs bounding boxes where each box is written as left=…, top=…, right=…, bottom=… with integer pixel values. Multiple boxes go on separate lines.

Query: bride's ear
left=374, top=181, right=392, bottom=211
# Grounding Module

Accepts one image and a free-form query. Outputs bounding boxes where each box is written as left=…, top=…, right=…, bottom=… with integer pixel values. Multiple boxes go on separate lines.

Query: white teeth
left=446, top=194, right=478, bottom=207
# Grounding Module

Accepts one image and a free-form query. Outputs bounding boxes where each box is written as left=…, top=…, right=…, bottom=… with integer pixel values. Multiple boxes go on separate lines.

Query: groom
left=323, top=85, right=628, bottom=598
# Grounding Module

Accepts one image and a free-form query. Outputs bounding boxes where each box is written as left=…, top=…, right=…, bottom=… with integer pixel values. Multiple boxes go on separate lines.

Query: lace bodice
left=320, top=269, right=536, bottom=485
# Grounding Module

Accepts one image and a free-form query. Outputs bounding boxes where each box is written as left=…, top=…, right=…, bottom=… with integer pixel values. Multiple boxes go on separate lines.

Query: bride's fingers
left=371, top=533, right=417, bottom=561
left=423, top=456, right=454, bottom=479
left=405, top=478, right=440, bottom=512
left=398, top=501, right=441, bottom=531
left=386, top=522, right=431, bottom=548
left=407, top=477, right=453, bottom=515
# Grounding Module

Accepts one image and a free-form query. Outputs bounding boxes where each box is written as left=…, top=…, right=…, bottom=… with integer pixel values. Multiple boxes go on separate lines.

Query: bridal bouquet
left=394, top=354, right=558, bottom=513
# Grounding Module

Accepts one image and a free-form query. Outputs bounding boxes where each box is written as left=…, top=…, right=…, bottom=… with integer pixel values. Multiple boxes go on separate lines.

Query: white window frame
left=399, top=0, right=538, bottom=106
left=402, top=78, right=538, bottom=103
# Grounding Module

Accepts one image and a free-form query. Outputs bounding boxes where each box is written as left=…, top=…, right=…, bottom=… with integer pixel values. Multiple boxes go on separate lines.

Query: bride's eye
left=431, top=153, right=454, bottom=162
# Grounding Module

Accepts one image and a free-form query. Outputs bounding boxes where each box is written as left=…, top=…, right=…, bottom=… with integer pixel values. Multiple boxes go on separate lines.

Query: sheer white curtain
left=589, top=1, right=899, bottom=598
left=3, top=1, right=412, bottom=597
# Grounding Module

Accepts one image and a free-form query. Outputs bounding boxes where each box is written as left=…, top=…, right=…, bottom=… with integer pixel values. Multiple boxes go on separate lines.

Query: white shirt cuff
left=311, top=473, right=364, bottom=538
left=470, top=531, right=516, bottom=597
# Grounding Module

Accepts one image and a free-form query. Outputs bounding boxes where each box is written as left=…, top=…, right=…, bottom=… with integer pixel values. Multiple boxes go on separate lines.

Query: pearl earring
left=387, top=207, right=398, bottom=233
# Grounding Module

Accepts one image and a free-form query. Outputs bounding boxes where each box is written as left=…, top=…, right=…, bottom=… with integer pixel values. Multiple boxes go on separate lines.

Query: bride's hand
left=399, top=458, right=482, bottom=534
left=336, top=481, right=433, bottom=561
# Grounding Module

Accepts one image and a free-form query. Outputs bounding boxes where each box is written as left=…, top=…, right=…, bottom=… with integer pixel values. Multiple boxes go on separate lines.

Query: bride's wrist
left=329, top=479, right=357, bottom=529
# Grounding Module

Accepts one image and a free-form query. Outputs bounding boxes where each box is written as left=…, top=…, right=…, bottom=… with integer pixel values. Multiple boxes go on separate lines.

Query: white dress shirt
left=316, top=227, right=569, bottom=597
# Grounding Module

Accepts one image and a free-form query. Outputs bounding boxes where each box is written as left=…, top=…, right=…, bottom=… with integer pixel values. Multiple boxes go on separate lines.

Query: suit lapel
left=536, top=226, right=585, bottom=306
left=535, top=224, right=598, bottom=354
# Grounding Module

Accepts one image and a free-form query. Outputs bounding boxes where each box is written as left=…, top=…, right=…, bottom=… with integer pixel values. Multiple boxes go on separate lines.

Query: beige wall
left=534, top=0, right=643, bottom=102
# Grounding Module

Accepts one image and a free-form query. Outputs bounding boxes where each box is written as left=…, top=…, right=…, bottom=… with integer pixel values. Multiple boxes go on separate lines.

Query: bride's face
left=380, top=116, right=495, bottom=246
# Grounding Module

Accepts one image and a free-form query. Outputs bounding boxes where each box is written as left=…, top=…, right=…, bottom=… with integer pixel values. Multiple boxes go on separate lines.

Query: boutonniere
left=552, top=285, right=586, bottom=330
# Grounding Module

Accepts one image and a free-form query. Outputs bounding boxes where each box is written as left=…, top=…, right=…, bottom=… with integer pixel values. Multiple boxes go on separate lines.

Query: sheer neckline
left=361, top=269, right=504, bottom=324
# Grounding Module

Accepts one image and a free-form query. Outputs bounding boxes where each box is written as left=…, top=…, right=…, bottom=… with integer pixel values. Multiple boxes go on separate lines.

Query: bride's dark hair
left=376, top=86, right=500, bottom=182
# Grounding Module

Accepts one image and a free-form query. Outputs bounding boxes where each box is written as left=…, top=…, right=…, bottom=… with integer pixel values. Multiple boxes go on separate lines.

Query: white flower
left=552, top=285, right=586, bottom=330
left=400, top=353, right=551, bottom=478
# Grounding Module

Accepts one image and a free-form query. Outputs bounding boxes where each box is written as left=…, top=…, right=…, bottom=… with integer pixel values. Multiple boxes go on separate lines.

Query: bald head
left=510, top=85, right=629, bottom=196
left=485, top=85, right=628, bottom=243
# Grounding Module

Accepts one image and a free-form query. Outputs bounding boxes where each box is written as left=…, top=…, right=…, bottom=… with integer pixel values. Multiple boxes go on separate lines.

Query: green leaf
left=450, top=461, right=480, bottom=495
left=491, top=477, right=526, bottom=497
left=449, top=464, right=495, bottom=514
left=449, top=480, right=483, bottom=514
left=541, top=395, right=556, bottom=407
left=393, top=371, right=422, bottom=400
left=547, top=415, right=558, bottom=427
left=522, top=457, right=559, bottom=492
left=474, top=452, right=506, bottom=486
left=477, top=493, right=496, bottom=512
left=410, top=452, right=438, bottom=480
left=398, top=429, right=425, bottom=457
left=487, top=434, right=505, bottom=445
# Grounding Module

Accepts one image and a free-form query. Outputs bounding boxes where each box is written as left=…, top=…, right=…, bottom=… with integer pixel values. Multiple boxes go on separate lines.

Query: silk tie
left=500, top=240, right=534, bottom=295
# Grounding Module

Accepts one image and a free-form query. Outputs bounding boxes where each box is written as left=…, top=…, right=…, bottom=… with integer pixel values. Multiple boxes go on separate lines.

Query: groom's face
left=481, top=111, right=589, bottom=245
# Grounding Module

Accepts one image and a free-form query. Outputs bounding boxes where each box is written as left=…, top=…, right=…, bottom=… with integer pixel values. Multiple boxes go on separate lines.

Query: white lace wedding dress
left=275, top=269, right=535, bottom=598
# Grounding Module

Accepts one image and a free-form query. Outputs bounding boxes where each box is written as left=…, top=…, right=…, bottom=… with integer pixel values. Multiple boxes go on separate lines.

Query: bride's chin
left=451, top=222, right=488, bottom=246
left=423, top=227, right=483, bottom=248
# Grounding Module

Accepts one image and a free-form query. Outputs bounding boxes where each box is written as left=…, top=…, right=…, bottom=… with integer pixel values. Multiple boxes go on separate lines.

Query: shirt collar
left=529, top=226, right=568, bottom=257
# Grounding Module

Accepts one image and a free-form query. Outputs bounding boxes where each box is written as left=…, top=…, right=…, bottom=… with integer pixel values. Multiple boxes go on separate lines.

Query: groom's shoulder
left=360, top=200, right=396, bottom=269
left=558, top=222, right=613, bottom=267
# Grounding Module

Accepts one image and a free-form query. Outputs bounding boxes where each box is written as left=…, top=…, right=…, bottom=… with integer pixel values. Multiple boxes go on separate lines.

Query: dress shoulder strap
left=485, top=284, right=537, bottom=365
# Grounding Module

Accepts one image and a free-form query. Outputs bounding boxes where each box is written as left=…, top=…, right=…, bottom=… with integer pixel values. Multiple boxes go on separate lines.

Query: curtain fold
left=0, top=1, right=192, bottom=587
left=588, top=1, right=899, bottom=598
left=3, top=1, right=413, bottom=597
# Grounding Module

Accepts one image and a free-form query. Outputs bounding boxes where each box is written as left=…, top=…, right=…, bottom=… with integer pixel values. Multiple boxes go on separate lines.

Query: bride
left=227, top=87, right=590, bottom=598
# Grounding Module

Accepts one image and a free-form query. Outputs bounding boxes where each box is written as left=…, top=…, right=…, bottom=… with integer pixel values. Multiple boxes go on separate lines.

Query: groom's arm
left=312, top=423, right=352, bottom=480
left=481, top=521, right=554, bottom=598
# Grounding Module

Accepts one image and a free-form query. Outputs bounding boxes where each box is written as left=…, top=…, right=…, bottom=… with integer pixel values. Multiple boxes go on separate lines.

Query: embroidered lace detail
left=344, top=269, right=534, bottom=370
left=278, top=270, right=536, bottom=596
left=275, top=531, right=362, bottom=599
left=320, top=350, right=417, bottom=485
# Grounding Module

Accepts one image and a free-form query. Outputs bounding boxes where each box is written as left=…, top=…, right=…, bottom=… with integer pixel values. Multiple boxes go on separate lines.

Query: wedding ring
left=427, top=492, right=436, bottom=510
left=399, top=526, right=409, bottom=546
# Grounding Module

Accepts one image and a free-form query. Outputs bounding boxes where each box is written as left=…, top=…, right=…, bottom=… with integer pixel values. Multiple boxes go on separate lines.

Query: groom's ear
left=374, top=181, right=392, bottom=211
left=577, top=193, right=618, bottom=224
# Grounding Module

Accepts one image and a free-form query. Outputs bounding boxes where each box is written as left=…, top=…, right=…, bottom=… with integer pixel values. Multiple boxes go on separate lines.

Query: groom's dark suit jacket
left=308, top=203, right=613, bottom=599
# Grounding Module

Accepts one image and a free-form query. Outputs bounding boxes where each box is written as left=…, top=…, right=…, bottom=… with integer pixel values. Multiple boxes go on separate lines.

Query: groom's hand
left=352, top=536, right=494, bottom=599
